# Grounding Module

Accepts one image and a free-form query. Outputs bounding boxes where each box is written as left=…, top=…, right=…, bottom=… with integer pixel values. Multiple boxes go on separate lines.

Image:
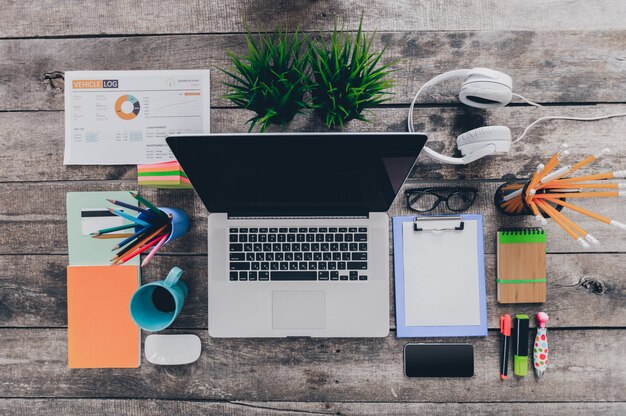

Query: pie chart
left=115, top=95, right=141, bottom=120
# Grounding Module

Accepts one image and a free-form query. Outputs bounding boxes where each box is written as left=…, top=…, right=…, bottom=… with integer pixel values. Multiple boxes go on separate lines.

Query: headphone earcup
left=459, top=68, right=513, bottom=109
left=457, top=126, right=512, bottom=156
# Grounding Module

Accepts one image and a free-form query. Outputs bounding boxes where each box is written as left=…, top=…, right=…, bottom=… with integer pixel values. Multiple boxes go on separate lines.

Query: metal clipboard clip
left=413, top=216, right=465, bottom=232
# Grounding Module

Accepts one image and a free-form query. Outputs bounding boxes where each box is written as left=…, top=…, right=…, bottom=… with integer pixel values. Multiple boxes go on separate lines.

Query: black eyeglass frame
left=404, top=187, right=479, bottom=212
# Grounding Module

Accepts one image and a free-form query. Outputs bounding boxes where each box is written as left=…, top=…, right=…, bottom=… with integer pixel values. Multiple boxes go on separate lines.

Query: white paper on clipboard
left=402, top=218, right=481, bottom=327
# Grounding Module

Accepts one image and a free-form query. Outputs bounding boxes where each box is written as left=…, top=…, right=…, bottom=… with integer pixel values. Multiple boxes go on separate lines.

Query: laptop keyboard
left=228, top=227, right=369, bottom=282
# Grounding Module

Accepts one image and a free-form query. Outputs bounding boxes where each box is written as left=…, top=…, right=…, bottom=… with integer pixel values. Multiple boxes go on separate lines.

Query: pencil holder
left=495, top=180, right=566, bottom=217
left=137, top=207, right=190, bottom=244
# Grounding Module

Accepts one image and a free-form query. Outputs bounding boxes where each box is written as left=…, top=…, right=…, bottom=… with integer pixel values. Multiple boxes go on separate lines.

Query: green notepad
left=496, top=228, right=546, bottom=304
left=66, top=191, right=140, bottom=265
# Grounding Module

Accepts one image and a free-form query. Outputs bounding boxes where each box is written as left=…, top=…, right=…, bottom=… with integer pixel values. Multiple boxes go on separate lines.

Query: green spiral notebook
left=497, top=228, right=546, bottom=304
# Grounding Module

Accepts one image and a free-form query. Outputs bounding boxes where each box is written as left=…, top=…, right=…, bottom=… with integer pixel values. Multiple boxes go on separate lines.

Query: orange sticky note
left=67, top=265, right=140, bottom=368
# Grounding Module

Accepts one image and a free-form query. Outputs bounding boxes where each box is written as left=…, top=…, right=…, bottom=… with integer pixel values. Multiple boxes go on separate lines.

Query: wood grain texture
left=3, top=105, right=626, bottom=183
left=1, top=253, right=623, bottom=329
left=2, top=0, right=625, bottom=38
left=2, top=30, right=626, bottom=112
left=2, top=2, right=625, bottom=409
left=1, top=399, right=624, bottom=416
left=0, top=328, right=623, bottom=401
left=2, top=180, right=625, bottom=255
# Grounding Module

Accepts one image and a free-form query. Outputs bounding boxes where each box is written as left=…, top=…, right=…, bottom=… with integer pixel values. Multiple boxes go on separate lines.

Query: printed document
left=64, top=70, right=210, bottom=164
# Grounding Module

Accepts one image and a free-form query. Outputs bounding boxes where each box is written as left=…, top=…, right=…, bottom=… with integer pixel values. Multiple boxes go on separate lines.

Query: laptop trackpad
left=272, top=291, right=326, bottom=330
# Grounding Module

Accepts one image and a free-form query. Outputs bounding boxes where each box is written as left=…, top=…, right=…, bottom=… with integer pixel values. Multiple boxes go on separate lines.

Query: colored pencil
left=130, top=191, right=167, bottom=217
left=93, top=233, right=134, bottom=239
left=111, top=223, right=169, bottom=260
left=556, top=171, right=626, bottom=184
left=112, top=232, right=161, bottom=260
left=535, top=200, right=583, bottom=243
left=543, top=197, right=626, bottom=230
left=90, top=223, right=136, bottom=236
left=534, top=191, right=625, bottom=199
left=111, top=223, right=156, bottom=250
left=542, top=183, right=625, bottom=190
left=141, top=233, right=169, bottom=267
left=498, top=146, right=625, bottom=246
left=106, top=198, right=159, bottom=216
left=108, top=208, right=151, bottom=227
left=113, top=236, right=161, bottom=265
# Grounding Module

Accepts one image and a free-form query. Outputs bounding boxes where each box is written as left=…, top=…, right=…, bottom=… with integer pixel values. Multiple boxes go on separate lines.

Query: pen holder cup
left=137, top=207, right=190, bottom=244
left=495, top=180, right=566, bottom=217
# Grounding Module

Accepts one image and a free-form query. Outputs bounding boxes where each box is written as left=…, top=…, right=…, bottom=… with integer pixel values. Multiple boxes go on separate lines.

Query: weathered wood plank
left=0, top=399, right=624, bottom=416
left=2, top=180, right=625, bottom=254
left=1, top=253, right=623, bottom=329
left=3, top=105, right=626, bottom=183
left=2, top=31, right=626, bottom=111
left=0, top=328, right=623, bottom=401
left=2, top=0, right=625, bottom=38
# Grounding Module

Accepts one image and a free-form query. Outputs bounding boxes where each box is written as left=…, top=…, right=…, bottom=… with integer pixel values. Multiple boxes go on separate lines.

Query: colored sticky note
left=137, top=160, right=193, bottom=189
left=67, top=265, right=140, bottom=368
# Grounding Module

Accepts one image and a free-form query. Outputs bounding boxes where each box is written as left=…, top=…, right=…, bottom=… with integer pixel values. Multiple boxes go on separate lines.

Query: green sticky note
left=66, top=191, right=140, bottom=266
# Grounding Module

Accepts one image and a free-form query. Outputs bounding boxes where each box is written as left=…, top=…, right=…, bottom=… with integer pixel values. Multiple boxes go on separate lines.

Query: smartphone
left=404, top=343, right=474, bottom=377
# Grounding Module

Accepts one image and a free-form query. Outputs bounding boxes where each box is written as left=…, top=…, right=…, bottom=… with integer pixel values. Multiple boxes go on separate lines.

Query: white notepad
left=393, top=215, right=487, bottom=337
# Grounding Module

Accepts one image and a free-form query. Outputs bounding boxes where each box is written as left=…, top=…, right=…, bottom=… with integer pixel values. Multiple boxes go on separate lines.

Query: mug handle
left=164, top=266, right=183, bottom=287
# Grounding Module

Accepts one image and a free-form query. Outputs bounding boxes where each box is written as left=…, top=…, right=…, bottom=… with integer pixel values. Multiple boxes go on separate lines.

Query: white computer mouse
left=145, top=334, right=201, bottom=365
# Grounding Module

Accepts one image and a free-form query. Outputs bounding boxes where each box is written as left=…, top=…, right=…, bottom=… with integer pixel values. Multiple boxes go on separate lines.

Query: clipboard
left=393, top=215, right=487, bottom=337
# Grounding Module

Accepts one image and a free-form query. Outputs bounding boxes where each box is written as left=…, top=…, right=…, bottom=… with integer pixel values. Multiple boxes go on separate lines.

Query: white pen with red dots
left=534, top=312, right=549, bottom=378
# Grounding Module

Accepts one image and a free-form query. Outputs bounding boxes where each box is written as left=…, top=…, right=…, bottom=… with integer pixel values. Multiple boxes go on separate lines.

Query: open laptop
left=167, top=133, right=427, bottom=337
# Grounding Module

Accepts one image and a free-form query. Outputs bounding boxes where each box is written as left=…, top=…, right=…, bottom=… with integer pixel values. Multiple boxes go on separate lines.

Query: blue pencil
left=106, top=198, right=157, bottom=216
left=108, top=208, right=150, bottom=227
left=112, top=223, right=156, bottom=250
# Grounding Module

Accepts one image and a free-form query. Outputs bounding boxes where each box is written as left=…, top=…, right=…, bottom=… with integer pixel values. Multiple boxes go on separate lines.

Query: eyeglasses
left=405, top=187, right=478, bottom=212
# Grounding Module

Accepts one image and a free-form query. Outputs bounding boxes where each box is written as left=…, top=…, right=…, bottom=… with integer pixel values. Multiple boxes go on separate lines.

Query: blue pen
left=108, top=208, right=151, bottom=227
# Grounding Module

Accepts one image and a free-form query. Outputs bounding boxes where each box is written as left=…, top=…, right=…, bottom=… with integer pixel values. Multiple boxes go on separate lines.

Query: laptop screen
left=166, top=133, right=427, bottom=215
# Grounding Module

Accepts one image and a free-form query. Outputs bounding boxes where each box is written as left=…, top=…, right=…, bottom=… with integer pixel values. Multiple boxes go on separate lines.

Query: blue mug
left=130, top=267, right=188, bottom=332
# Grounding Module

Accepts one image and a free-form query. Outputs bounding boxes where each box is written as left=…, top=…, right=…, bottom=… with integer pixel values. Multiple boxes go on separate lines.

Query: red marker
left=499, top=314, right=512, bottom=380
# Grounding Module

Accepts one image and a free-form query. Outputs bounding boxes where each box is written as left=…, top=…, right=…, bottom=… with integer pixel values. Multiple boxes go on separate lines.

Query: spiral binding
left=499, top=228, right=545, bottom=236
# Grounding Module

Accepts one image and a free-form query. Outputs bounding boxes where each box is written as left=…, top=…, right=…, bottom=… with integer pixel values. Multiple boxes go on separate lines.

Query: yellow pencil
left=539, top=201, right=598, bottom=245
left=556, top=171, right=626, bottom=184
left=570, top=148, right=610, bottom=172
left=542, top=183, right=625, bottom=190
left=92, top=233, right=134, bottom=239
left=535, top=191, right=625, bottom=199
left=543, top=197, right=626, bottom=230
left=535, top=200, right=589, bottom=247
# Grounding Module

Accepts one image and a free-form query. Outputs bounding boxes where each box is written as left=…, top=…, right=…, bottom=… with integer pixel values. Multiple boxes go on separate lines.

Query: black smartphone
left=404, top=343, right=474, bottom=377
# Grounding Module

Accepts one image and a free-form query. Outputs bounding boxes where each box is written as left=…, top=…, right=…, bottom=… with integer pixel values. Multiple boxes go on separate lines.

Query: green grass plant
left=222, top=29, right=313, bottom=132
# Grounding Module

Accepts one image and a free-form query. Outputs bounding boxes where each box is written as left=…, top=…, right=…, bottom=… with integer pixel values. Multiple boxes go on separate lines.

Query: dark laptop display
left=166, top=133, right=426, bottom=216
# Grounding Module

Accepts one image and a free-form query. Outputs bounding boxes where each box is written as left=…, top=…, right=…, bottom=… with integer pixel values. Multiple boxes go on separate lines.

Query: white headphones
left=408, top=67, right=626, bottom=165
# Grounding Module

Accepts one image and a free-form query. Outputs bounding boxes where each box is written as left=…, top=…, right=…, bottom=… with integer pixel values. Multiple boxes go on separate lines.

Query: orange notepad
left=497, top=229, right=547, bottom=304
left=67, top=265, right=140, bottom=368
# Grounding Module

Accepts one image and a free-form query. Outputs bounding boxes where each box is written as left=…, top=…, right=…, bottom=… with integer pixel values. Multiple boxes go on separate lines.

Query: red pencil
left=113, top=236, right=160, bottom=265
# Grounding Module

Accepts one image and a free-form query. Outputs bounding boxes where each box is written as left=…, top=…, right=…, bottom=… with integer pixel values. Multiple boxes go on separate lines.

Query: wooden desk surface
left=1, top=1, right=625, bottom=414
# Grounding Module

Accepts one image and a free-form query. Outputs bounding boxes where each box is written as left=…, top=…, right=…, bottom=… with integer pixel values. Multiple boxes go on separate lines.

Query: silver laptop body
left=166, top=133, right=427, bottom=337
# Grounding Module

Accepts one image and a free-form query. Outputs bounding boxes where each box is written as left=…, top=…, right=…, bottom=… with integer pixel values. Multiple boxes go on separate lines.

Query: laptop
left=167, top=133, right=427, bottom=337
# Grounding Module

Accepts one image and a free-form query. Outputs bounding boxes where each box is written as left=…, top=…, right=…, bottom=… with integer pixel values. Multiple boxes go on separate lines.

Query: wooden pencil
left=130, top=191, right=167, bottom=217
left=111, top=223, right=169, bottom=260
left=109, top=208, right=151, bottom=227
left=141, top=233, right=169, bottom=267
left=535, top=191, right=624, bottom=199
left=93, top=233, right=134, bottom=239
left=113, top=236, right=161, bottom=265
left=90, top=223, right=137, bottom=236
